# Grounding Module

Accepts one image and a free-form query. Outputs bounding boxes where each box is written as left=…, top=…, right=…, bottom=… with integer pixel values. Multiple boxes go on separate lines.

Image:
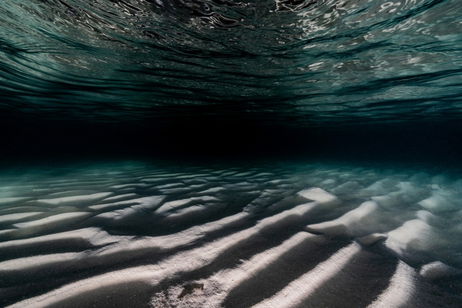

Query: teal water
left=1, top=1, right=462, bottom=307
left=0, top=0, right=461, bottom=125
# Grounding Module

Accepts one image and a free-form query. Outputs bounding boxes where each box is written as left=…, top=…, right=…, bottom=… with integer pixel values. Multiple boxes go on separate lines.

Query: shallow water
left=1, top=161, right=462, bottom=307
left=1, top=0, right=462, bottom=307
left=1, top=0, right=461, bottom=125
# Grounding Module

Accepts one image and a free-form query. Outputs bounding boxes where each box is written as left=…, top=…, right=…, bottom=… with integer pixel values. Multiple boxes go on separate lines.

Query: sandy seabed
left=1, top=161, right=462, bottom=307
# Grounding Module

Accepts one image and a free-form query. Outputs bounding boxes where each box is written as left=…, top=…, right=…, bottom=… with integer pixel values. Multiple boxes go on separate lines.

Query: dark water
left=1, top=0, right=462, bottom=307
left=0, top=0, right=461, bottom=160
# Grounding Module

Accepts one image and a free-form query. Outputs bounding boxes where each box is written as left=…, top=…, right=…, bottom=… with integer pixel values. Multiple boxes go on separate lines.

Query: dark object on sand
left=178, top=282, right=205, bottom=298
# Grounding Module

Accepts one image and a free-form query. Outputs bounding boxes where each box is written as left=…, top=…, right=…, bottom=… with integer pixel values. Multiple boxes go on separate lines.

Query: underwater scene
left=1, top=0, right=462, bottom=307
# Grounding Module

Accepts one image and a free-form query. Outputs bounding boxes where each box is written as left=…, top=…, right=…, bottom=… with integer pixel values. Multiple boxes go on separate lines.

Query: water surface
left=1, top=0, right=462, bottom=307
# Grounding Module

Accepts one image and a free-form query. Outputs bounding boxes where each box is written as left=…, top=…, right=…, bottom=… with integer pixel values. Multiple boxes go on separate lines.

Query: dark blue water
left=1, top=1, right=462, bottom=307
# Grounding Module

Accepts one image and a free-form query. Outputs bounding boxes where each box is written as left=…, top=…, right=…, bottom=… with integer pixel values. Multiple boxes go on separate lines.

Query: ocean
left=1, top=0, right=462, bottom=307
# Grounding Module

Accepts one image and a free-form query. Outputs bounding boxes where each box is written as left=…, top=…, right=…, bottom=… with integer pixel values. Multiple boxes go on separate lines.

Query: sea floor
left=1, top=161, right=462, bottom=307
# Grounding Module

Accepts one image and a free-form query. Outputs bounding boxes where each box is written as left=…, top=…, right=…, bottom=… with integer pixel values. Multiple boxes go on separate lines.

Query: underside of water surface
left=1, top=0, right=462, bottom=307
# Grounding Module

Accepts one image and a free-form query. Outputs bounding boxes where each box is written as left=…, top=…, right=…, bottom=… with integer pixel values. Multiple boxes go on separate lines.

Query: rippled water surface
left=1, top=1, right=462, bottom=307
left=1, top=0, right=461, bottom=125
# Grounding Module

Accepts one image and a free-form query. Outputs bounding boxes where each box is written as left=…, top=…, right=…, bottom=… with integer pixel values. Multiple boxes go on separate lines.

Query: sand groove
left=1, top=163, right=461, bottom=307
